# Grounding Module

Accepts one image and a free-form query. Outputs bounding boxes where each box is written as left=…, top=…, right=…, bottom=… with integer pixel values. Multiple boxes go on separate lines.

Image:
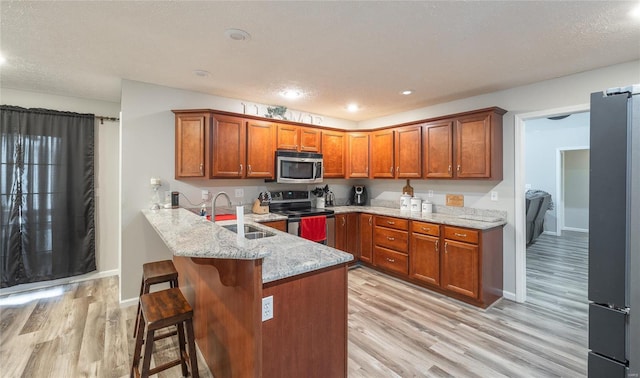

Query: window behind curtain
left=1, top=106, right=96, bottom=288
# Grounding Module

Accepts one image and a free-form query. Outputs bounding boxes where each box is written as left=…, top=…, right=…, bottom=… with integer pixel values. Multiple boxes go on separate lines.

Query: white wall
left=0, top=88, right=121, bottom=276
left=119, top=80, right=357, bottom=302
left=564, top=149, right=589, bottom=231
left=524, top=112, right=590, bottom=233
left=358, top=60, right=640, bottom=298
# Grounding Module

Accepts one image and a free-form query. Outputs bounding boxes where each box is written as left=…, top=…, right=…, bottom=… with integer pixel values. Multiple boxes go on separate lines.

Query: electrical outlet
left=428, top=190, right=434, bottom=198
left=262, top=296, right=273, bottom=321
left=201, top=190, right=209, bottom=201
left=491, top=191, right=498, bottom=201
left=235, top=188, right=244, bottom=198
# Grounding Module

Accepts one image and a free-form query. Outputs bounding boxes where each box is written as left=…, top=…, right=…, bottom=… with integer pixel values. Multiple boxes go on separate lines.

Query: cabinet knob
left=341, top=218, right=346, bottom=226
left=457, top=165, right=461, bottom=172
left=369, top=217, right=372, bottom=225
left=454, top=232, right=467, bottom=237
left=421, top=227, right=430, bottom=232
left=387, top=221, right=395, bottom=225
left=390, top=166, right=394, bottom=174
left=386, top=257, right=395, bottom=263
left=248, top=165, right=252, bottom=174
left=435, top=239, right=439, bottom=252
left=445, top=242, right=448, bottom=253
left=239, top=164, right=243, bottom=174
left=396, top=166, right=400, bottom=174
left=387, top=237, right=395, bottom=241
left=448, top=164, right=452, bottom=173
left=199, top=163, right=203, bottom=174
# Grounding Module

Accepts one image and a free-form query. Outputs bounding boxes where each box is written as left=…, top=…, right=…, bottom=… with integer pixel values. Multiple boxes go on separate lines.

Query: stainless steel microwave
left=275, top=151, right=323, bottom=184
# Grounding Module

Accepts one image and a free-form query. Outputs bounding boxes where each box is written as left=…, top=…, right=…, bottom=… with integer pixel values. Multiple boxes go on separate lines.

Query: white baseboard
left=120, top=297, right=138, bottom=308
left=0, top=269, right=119, bottom=296
left=542, top=231, right=558, bottom=236
left=502, top=290, right=516, bottom=302
left=562, top=227, right=589, bottom=233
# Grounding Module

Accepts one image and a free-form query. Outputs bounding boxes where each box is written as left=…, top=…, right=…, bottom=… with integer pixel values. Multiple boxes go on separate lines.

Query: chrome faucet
left=212, top=191, right=232, bottom=223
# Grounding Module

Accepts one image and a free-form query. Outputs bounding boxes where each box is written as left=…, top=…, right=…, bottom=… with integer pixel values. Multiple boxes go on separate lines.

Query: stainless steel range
left=269, top=190, right=335, bottom=247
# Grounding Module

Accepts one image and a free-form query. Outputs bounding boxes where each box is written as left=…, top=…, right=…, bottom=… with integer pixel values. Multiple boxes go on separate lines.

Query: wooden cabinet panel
left=246, top=120, right=276, bottom=178
left=441, top=239, right=479, bottom=299
left=395, top=125, right=422, bottom=178
left=359, top=213, right=373, bottom=263
left=410, top=233, right=440, bottom=286
left=423, top=120, right=453, bottom=178
left=300, top=127, right=321, bottom=152
left=276, top=125, right=320, bottom=152
left=373, top=246, right=408, bottom=275
left=347, top=133, right=370, bottom=178
left=212, top=114, right=246, bottom=178
left=263, top=220, right=286, bottom=232
left=373, top=227, right=408, bottom=252
left=444, top=226, right=479, bottom=244
left=455, top=113, right=492, bottom=178
left=370, top=129, right=395, bottom=178
left=335, top=213, right=358, bottom=261
left=374, top=216, right=409, bottom=231
left=322, top=131, right=346, bottom=178
left=411, top=221, right=440, bottom=237
left=276, top=124, right=299, bottom=151
left=175, top=113, right=209, bottom=178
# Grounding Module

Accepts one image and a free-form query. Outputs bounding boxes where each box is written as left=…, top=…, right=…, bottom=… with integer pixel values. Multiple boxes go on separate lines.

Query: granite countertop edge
left=142, top=208, right=353, bottom=283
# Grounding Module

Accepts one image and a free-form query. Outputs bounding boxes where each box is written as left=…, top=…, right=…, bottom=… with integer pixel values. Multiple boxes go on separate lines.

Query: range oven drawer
left=589, top=303, right=628, bottom=364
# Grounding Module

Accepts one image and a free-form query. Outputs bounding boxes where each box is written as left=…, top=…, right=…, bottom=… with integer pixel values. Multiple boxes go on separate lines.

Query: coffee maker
left=351, top=185, right=368, bottom=206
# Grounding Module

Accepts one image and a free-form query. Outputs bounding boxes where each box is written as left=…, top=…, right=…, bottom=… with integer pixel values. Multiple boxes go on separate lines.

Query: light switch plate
left=235, top=188, right=244, bottom=198
left=428, top=190, right=434, bottom=198
left=491, top=191, right=498, bottom=201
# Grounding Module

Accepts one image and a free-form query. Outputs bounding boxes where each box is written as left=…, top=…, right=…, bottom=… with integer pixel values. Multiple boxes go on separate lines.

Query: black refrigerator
left=588, top=85, right=639, bottom=377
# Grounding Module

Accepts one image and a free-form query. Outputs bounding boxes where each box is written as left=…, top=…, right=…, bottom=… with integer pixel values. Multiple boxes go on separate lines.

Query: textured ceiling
left=1, top=1, right=639, bottom=121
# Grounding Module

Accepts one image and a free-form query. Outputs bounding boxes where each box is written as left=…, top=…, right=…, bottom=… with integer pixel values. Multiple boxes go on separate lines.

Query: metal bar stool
left=131, top=287, right=199, bottom=378
left=133, top=260, right=179, bottom=340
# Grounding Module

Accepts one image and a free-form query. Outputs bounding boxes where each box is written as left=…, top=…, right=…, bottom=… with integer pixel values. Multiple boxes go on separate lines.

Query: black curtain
left=1, top=106, right=96, bottom=288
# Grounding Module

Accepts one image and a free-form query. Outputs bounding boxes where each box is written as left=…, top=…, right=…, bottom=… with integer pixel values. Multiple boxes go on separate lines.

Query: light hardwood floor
left=1, top=234, right=588, bottom=377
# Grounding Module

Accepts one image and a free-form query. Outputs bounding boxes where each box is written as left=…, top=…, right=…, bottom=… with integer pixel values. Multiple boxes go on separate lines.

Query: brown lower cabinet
left=358, top=213, right=373, bottom=263
left=359, top=214, right=503, bottom=308
left=335, top=213, right=359, bottom=262
left=262, top=220, right=287, bottom=232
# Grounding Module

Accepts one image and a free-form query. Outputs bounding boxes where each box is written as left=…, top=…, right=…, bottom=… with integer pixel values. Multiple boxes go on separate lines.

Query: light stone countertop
left=326, top=206, right=506, bottom=230
left=142, top=208, right=353, bottom=284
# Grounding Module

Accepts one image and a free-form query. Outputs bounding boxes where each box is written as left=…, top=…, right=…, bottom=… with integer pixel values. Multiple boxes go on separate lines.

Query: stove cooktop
left=274, top=208, right=335, bottom=218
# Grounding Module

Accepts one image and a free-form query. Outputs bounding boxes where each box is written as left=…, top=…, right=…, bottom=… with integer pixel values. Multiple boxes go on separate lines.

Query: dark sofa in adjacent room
left=526, top=190, right=553, bottom=245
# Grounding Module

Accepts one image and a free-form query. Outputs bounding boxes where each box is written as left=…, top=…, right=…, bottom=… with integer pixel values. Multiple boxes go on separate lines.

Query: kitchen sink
left=222, top=224, right=275, bottom=239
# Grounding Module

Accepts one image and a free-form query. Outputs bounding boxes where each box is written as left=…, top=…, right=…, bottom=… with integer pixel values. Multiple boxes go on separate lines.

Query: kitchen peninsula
left=142, top=208, right=353, bottom=378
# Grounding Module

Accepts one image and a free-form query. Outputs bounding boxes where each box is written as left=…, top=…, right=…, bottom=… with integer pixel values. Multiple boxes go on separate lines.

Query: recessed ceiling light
left=347, top=103, right=359, bottom=112
left=401, top=90, right=413, bottom=95
left=0, top=54, right=6, bottom=65
left=193, top=69, right=211, bottom=77
left=280, top=90, right=302, bottom=99
left=224, top=28, right=251, bottom=41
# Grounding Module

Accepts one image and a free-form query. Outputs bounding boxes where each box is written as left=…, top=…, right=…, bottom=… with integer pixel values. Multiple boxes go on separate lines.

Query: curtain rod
left=96, top=115, right=119, bottom=124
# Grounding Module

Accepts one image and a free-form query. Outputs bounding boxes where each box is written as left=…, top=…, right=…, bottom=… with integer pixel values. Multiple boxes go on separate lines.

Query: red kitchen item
left=300, top=215, right=326, bottom=242
left=213, top=214, right=236, bottom=221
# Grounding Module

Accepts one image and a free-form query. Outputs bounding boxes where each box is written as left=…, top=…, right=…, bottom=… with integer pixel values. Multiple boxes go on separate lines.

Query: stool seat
left=142, top=260, right=178, bottom=285
left=131, top=288, right=199, bottom=378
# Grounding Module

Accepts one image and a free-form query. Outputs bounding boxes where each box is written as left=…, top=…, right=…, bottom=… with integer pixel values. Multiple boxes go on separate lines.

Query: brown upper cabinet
left=370, top=125, right=422, bottom=179
left=423, top=108, right=505, bottom=180
left=321, top=130, right=346, bottom=178
left=347, top=132, right=370, bottom=178
left=175, top=112, right=211, bottom=179
left=276, top=124, right=321, bottom=152
left=246, top=120, right=277, bottom=178
left=211, top=114, right=246, bottom=178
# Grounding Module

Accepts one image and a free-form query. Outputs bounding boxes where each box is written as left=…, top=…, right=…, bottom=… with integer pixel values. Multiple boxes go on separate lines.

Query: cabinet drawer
left=444, top=226, right=479, bottom=244
left=374, top=227, right=408, bottom=252
left=373, top=246, right=408, bottom=275
left=411, top=221, right=440, bottom=237
left=374, top=216, right=408, bottom=231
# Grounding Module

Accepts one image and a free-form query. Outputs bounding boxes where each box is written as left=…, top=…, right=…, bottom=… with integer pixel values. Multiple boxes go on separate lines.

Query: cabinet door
left=175, top=113, right=209, bottom=178
left=212, top=114, right=246, bottom=178
left=395, top=125, right=422, bottom=178
left=300, top=127, right=321, bottom=152
left=335, top=214, right=347, bottom=252
left=345, top=213, right=359, bottom=258
left=424, top=120, right=453, bottom=178
left=246, top=120, right=276, bottom=178
left=276, top=124, right=299, bottom=151
left=263, top=220, right=287, bottom=232
left=441, top=239, right=479, bottom=299
left=347, top=133, right=370, bottom=178
left=359, top=214, right=373, bottom=263
left=322, top=131, right=346, bottom=178
left=455, top=113, right=491, bottom=178
left=370, top=129, right=395, bottom=178
left=410, top=233, right=440, bottom=286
